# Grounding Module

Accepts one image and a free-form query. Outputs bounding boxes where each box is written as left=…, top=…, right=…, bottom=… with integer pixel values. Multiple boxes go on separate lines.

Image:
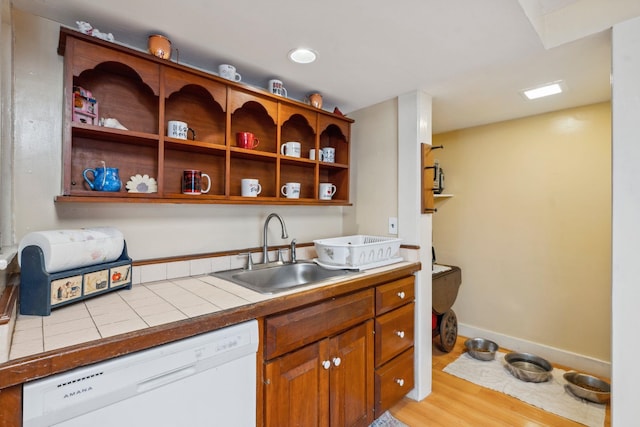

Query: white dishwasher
left=23, top=320, right=259, bottom=427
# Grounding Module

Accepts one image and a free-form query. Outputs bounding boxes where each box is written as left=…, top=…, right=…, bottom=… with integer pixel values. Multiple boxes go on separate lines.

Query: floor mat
left=369, top=410, right=409, bottom=427
left=443, top=351, right=606, bottom=427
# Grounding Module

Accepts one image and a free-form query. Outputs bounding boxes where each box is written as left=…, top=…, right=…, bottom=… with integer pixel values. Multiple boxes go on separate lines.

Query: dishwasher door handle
left=137, top=364, right=197, bottom=393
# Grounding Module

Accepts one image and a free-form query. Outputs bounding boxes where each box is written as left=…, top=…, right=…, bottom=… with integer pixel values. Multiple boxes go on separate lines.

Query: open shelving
left=56, top=27, right=353, bottom=205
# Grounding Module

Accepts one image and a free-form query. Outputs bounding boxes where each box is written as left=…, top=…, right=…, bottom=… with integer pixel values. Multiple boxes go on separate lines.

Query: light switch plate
left=388, top=217, right=398, bottom=235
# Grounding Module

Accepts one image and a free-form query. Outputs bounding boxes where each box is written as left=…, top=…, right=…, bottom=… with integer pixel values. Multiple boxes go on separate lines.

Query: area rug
left=443, top=352, right=606, bottom=427
left=369, top=410, right=408, bottom=427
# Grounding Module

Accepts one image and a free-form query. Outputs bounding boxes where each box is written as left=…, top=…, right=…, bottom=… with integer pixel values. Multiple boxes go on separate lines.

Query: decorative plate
left=126, top=174, right=157, bottom=193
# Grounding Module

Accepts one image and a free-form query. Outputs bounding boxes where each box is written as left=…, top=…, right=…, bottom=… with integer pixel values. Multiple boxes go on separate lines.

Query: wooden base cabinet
left=263, top=290, right=375, bottom=427
left=374, top=276, right=416, bottom=417
left=264, top=321, right=374, bottom=427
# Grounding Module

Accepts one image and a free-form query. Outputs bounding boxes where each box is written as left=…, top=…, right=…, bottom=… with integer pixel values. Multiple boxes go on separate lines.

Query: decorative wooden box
left=19, top=243, right=132, bottom=316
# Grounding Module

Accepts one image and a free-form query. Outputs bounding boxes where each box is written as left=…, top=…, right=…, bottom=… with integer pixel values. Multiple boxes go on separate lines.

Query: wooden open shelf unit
left=56, top=27, right=353, bottom=205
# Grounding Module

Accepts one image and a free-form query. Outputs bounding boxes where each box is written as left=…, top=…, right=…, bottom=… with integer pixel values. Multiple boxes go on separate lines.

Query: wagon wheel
left=438, top=309, right=458, bottom=352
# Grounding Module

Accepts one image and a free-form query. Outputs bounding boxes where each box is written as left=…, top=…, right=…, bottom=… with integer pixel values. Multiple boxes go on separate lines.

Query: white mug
left=268, top=79, right=287, bottom=97
left=319, top=182, right=337, bottom=200
left=280, top=141, right=301, bottom=158
left=309, top=149, right=324, bottom=161
left=168, top=120, right=195, bottom=140
left=241, top=178, right=262, bottom=197
left=219, top=64, right=241, bottom=82
left=281, top=182, right=301, bottom=199
left=322, top=147, right=336, bottom=163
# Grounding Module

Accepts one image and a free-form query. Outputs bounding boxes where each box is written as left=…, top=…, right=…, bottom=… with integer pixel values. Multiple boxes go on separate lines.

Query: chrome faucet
left=290, top=239, right=297, bottom=263
left=262, top=213, right=288, bottom=264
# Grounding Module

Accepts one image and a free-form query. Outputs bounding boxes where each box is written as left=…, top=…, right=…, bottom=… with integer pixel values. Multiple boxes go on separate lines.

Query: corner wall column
left=398, top=91, right=432, bottom=400
left=612, top=15, right=640, bottom=425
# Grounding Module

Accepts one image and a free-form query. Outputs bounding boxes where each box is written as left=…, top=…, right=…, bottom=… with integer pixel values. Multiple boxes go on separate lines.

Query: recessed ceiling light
left=288, top=48, right=317, bottom=64
left=521, top=81, right=565, bottom=100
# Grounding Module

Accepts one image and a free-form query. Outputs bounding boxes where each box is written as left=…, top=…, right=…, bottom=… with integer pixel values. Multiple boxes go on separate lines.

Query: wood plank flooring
left=389, top=336, right=611, bottom=426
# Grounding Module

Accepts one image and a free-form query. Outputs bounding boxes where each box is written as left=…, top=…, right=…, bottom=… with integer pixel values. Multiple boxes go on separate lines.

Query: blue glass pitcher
left=83, top=164, right=122, bottom=192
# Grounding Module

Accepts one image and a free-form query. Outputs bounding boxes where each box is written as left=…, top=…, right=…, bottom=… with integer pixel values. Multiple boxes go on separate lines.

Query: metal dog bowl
left=464, top=337, right=499, bottom=361
left=563, top=372, right=611, bottom=404
left=504, top=352, right=553, bottom=383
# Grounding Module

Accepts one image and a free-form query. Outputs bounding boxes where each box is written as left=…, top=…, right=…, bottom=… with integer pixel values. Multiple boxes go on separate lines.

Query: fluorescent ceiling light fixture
left=521, top=81, right=565, bottom=100
left=288, top=48, right=317, bottom=64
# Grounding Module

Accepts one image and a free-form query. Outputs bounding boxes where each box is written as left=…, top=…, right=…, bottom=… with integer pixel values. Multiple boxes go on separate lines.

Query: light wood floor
left=389, top=336, right=611, bottom=427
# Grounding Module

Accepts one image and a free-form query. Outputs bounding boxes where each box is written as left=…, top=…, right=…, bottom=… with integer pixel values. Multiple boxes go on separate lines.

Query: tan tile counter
left=2, top=259, right=421, bottom=390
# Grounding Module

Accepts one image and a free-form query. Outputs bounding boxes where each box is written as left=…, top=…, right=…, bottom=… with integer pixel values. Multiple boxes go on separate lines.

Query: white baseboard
left=458, top=323, right=611, bottom=379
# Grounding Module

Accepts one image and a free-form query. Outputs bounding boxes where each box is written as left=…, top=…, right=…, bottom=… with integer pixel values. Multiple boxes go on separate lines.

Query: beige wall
left=10, top=10, right=351, bottom=261
left=0, top=0, right=12, bottom=296
left=349, top=98, right=398, bottom=236
left=433, top=102, right=611, bottom=362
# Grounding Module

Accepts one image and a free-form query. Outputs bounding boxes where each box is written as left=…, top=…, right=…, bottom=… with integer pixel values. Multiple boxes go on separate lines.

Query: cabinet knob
left=322, top=360, right=331, bottom=370
left=396, top=330, right=405, bottom=339
left=397, top=291, right=405, bottom=299
left=396, top=378, right=405, bottom=387
left=332, top=357, right=342, bottom=367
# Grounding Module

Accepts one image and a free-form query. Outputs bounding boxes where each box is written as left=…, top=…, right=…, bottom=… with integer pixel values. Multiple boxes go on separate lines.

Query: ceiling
left=10, top=0, right=640, bottom=133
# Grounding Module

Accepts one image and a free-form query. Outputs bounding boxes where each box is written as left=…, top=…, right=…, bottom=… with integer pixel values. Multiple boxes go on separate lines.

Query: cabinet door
left=329, top=320, right=374, bottom=427
left=264, top=341, right=329, bottom=427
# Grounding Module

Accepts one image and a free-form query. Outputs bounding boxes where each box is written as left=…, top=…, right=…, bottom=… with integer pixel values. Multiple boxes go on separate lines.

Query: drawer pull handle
left=396, top=378, right=405, bottom=387
left=322, top=360, right=331, bottom=370
left=332, top=357, right=342, bottom=367
left=396, top=330, right=405, bottom=339
left=397, top=291, right=406, bottom=299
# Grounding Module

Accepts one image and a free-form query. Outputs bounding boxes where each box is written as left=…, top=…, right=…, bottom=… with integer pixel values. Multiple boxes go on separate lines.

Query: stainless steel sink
left=211, top=261, right=355, bottom=294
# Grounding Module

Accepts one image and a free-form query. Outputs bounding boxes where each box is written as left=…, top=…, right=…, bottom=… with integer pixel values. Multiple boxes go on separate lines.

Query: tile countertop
left=2, top=251, right=421, bottom=389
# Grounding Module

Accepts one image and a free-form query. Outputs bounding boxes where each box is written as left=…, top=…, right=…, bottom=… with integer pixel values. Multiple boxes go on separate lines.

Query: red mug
left=236, top=132, right=259, bottom=149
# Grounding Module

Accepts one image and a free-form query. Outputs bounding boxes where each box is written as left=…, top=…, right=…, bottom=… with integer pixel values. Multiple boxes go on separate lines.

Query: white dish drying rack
left=313, top=235, right=402, bottom=270
left=313, top=257, right=404, bottom=271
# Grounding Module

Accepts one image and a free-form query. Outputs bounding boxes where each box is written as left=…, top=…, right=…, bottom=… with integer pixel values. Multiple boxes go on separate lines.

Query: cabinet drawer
left=375, top=276, right=415, bottom=315
left=375, top=302, right=414, bottom=366
left=375, top=348, right=414, bottom=418
left=265, top=289, right=374, bottom=359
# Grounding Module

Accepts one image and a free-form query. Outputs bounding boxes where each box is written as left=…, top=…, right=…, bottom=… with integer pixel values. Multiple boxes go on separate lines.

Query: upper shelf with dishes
left=55, top=27, right=353, bottom=205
